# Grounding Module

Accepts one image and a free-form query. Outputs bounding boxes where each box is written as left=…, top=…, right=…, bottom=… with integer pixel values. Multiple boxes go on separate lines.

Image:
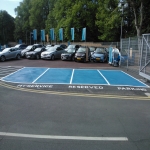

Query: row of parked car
left=0, top=43, right=109, bottom=63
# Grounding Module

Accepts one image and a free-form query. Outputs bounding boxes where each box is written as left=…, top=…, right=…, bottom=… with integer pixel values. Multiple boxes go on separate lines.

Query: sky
left=0, top=0, right=23, bottom=18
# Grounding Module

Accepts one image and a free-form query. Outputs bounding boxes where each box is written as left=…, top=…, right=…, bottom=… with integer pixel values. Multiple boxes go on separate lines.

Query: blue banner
left=71, top=28, right=74, bottom=41
left=59, top=28, right=63, bottom=41
left=41, top=29, right=45, bottom=41
left=33, top=29, right=37, bottom=41
left=82, top=27, right=86, bottom=41
left=19, top=39, right=22, bottom=44
left=50, top=28, right=54, bottom=41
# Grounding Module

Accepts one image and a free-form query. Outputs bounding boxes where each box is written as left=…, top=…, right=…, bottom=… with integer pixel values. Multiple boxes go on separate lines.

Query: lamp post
left=119, top=0, right=125, bottom=39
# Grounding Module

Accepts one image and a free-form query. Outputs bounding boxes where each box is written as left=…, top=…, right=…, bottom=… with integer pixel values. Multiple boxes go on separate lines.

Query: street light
left=119, top=0, right=125, bottom=39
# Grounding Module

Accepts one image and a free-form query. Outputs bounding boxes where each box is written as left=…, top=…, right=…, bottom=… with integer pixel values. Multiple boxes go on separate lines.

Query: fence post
left=127, top=37, right=130, bottom=71
left=139, top=35, right=143, bottom=73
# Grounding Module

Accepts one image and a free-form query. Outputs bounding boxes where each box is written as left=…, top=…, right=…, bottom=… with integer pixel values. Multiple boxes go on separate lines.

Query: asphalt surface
left=0, top=59, right=150, bottom=150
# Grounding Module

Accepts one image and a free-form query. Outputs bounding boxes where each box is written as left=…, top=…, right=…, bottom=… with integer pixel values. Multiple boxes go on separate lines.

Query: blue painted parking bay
left=1, top=67, right=149, bottom=87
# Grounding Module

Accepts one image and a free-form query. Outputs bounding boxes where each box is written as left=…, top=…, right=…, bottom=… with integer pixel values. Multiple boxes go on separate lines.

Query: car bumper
left=75, top=56, right=85, bottom=62
left=91, top=57, right=104, bottom=62
left=26, top=55, right=35, bottom=59
left=41, top=56, right=52, bottom=59
left=61, top=55, right=71, bottom=60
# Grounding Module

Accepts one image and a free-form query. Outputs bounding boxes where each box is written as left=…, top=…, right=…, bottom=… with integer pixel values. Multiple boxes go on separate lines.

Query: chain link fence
left=139, top=34, right=150, bottom=80
left=120, top=37, right=141, bottom=73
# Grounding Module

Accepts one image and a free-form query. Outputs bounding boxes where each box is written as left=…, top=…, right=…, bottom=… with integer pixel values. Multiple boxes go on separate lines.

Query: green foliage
left=12, top=0, right=150, bottom=43
left=0, top=10, right=15, bottom=45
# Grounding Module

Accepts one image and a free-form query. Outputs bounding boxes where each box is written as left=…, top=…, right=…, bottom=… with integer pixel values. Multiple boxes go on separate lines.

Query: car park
left=41, top=46, right=66, bottom=60
left=90, top=47, right=108, bottom=62
left=26, top=47, right=46, bottom=59
left=15, top=44, right=28, bottom=50
left=21, top=44, right=43, bottom=58
left=74, top=46, right=91, bottom=62
left=0, top=47, right=21, bottom=62
left=61, top=48, right=77, bottom=61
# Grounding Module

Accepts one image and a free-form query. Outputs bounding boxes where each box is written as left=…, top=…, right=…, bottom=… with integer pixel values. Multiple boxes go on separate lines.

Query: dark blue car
left=90, top=47, right=108, bottom=63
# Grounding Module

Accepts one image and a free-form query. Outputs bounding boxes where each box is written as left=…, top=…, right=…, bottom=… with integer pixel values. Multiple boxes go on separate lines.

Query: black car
left=21, top=44, right=43, bottom=57
left=61, top=48, right=77, bottom=61
left=74, top=46, right=91, bottom=62
left=54, top=44, right=67, bottom=49
left=26, top=47, right=46, bottom=59
left=15, top=44, right=28, bottom=50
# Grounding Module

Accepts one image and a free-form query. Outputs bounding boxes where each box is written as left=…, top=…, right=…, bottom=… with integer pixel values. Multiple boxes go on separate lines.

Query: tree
left=96, top=0, right=121, bottom=41
left=0, top=10, right=15, bottom=45
left=126, top=0, right=150, bottom=37
left=14, top=0, right=32, bottom=43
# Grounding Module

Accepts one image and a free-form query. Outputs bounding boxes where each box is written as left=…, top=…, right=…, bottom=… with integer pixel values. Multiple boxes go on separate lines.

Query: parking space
left=0, top=67, right=149, bottom=87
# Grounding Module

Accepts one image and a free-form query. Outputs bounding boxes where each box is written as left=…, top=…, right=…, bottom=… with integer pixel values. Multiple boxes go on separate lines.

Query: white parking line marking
left=32, top=68, right=50, bottom=83
left=0, top=67, right=25, bottom=80
left=97, top=70, right=110, bottom=85
left=70, top=69, right=74, bottom=84
left=121, top=71, right=149, bottom=87
left=0, top=132, right=128, bottom=141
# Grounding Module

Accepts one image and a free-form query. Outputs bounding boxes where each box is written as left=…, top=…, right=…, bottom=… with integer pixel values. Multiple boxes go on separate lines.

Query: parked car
left=26, top=47, right=46, bottom=59
left=21, top=44, right=43, bottom=57
left=65, top=45, right=80, bottom=51
left=74, top=46, right=91, bottom=62
left=41, top=46, right=66, bottom=60
left=54, top=44, right=67, bottom=49
left=61, top=48, right=77, bottom=61
left=0, top=47, right=21, bottom=62
left=89, top=46, right=96, bottom=55
left=45, top=44, right=54, bottom=50
left=15, top=44, right=28, bottom=50
left=90, top=47, right=108, bottom=62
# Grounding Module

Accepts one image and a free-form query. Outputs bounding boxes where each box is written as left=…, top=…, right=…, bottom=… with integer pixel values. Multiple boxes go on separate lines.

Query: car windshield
left=47, top=47, right=55, bottom=51
left=77, top=47, right=86, bottom=52
left=95, top=48, right=105, bottom=53
left=67, top=49, right=75, bottom=53
left=26, top=45, right=33, bottom=50
left=54, top=45, right=60, bottom=48
left=68, top=45, right=75, bottom=49
left=14, top=44, right=20, bottom=48
left=89, top=47, right=95, bottom=51
left=34, top=48, right=41, bottom=52
left=2, top=48, right=10, bottom=52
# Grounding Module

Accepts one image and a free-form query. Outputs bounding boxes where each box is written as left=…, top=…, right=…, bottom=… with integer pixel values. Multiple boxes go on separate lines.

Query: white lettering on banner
left=68, top=85, right=103, bottom=89
left=117, top=87, right=147, bottom=91
left=17, top=85, right=53, bottom=88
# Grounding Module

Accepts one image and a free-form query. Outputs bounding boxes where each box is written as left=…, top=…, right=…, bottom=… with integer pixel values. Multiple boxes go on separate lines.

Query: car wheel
left=1, top=55, right=6, bottom=62
left=36, top=54, right=40, bottom=59
left=84, top=57, right=86, bottom=63
left=51, top=55, right=55, bottom=60
left=16, top=54, right=21, bottom=60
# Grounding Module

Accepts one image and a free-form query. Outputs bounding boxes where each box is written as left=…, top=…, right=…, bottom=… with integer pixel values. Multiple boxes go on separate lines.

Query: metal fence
left=120, top=37, right=141, bottom=73
left=139, top=34, right=150, bottom=80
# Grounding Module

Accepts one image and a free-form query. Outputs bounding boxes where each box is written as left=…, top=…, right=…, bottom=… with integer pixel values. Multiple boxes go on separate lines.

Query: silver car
left=0, top=47, right=21, bottom=62
left=41, top=46, right=66, bottom=60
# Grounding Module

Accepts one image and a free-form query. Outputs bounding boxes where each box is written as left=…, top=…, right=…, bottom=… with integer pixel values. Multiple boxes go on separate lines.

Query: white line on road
left=0, top=132, right=128, bottom=141
left=32, top=68, right=50, bottom=83
left=97, top=70, right=110, bottom=85
left=70, top=69, right=74, bottom=84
